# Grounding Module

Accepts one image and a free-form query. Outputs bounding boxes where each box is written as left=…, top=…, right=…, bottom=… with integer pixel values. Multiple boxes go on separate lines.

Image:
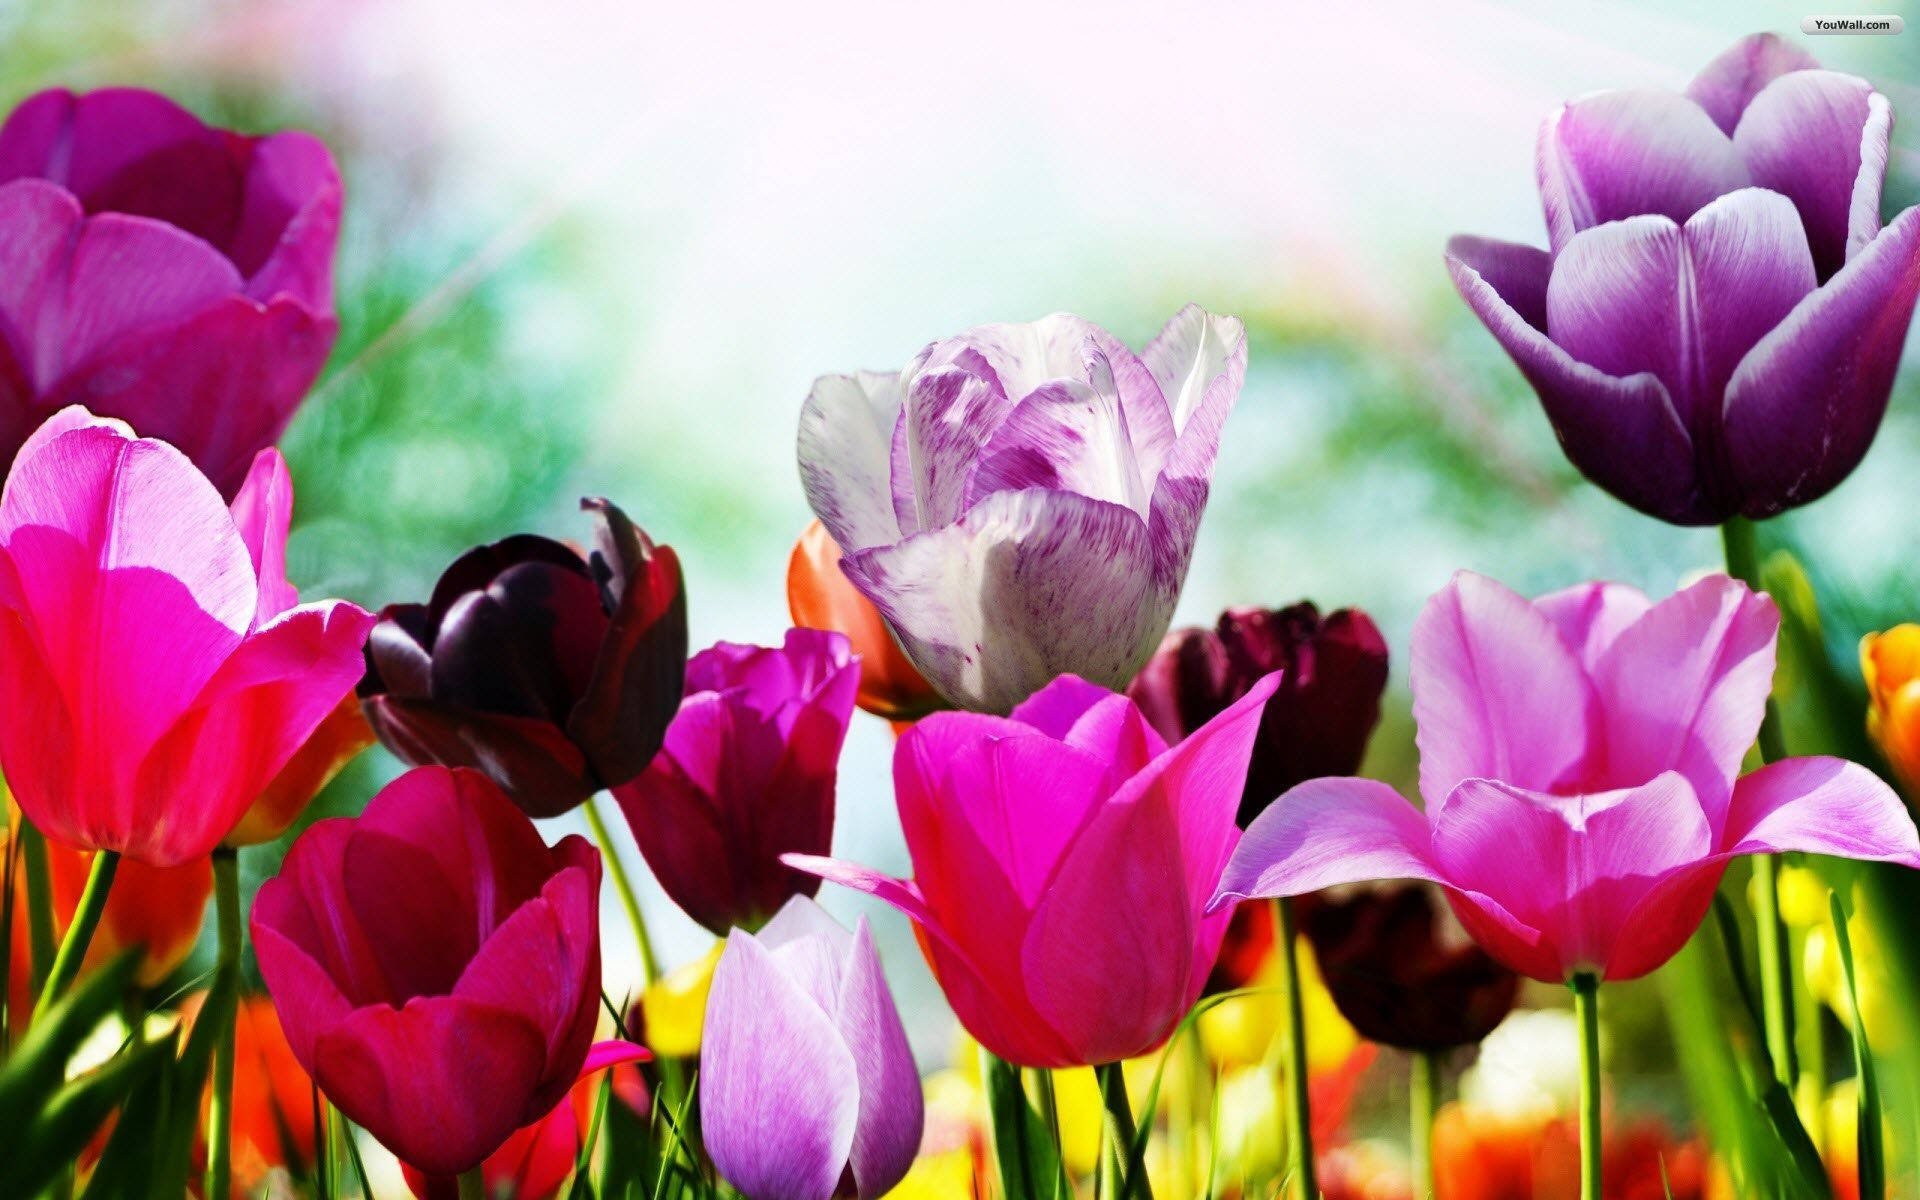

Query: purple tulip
left=702, top=896, right=923, bottom=1200
left=614, top=629, right=860, bottom=935
left=1448, top=33, right=1920, bottom=524
left=0, top=88, right=341, bottom=496
left=797, top=306, right=1247, bottom=713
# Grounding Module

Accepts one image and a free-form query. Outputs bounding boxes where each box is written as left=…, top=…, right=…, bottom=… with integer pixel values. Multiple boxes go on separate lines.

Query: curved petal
left=1536, top=89, right=1749, bottom=253
left=1721, top=205, right=1920, bottom=517
left=967, top=379, right=1150, bottom=516
left=837, top=920, right=924, bottom=1199
left=1725, top=756, right=1920, bottom=865
left=797, top=369, right=907, bottom=553
left=1213, top=777, right=1441, bottom=908
left=1686, top=33, right=1821, bottom=135
left=360, top=695, right=597, bottom=819
left=231, top=129, right=342, bottom=305
left=842, top=488, right=1167, bottom=713
left=1409, top=572, right=1595, bottom=806
left=702, top=930, right=860, bottom=1200
left=1546, top=191, right=1815, bottom=424
left=1599, top=860, right=1729, bottom=980
left=1445, top=235, right=1703, bottom=522
left=1588, top=573, right=1776, bottom=825
left=229, top=446, right=298, bottom=624
left=1733, top=70, right=1889, bottom=277
left=1141, top=304, right=1245, bottom=438
left=1142, top=313, right=1245, bottom=563
left=249, top=816, right=388, bottom=1012
left=1532, top=580, right=1652, bottom=672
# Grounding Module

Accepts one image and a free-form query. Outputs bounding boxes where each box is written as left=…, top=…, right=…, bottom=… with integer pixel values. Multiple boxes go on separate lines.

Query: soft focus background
left=7, top=0, right=1918, bottom=1188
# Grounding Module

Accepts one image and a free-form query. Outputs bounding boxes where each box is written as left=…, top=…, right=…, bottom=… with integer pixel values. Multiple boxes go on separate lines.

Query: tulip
left=1298, top=885, right=1519, bottom=1052
left=1431, top=1105, right=1713, bottom=1200
left=223, top=694, right=373, bottom=847
left=702, top=896, right=923, bottom=1200
left=792, top=671, right=1277, bottom=1067
left=787, top=520, right=942, bottom=720
left=0, top=88, right=340, bottom=496
left=251, top=766, right=637, bottom=1176
left=47, top=841, right=211, bottom=988
left=187, top=995, right=319, bottom=1193
left=358, top=498, right=688, bottom=817
left=1215, top=571, right=1920, bottom=984
left=1862, top=624, right=1920, bottom=802
left=615, top=629, right=859, bottom=935
left=0, top=407, right=372, bottom=867
left=1128, top=603, right=1389, bottom=824
left=1448, top=33, right=1920, bottom=524
left=797, top=306, right=1247, bottom=713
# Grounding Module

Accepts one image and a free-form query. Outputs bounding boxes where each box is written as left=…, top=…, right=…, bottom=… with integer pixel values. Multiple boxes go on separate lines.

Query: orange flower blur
left=787, top=520, right=942, bottom=721
left=216, top=995, right=319, bottom=1193
left=1862, top=624, right=1920, bottom=802
left=1432, top=1104, right=1712, bottom=1199
left=224, top=693, right=375, bottom=847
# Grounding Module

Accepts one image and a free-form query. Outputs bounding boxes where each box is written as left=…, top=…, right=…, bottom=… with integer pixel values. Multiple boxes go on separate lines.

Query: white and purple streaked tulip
left=1448, top=33, right=1920, bottom=525
left=701, top=896, right=923, bottom=1200
left=797, top=306, right=1247, bottom=713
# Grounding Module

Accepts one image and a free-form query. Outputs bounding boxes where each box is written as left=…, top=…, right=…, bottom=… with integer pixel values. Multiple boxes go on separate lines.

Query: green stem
left=1097, top=1061, right=1152, bottom=1200
left=457, top=1164, right=487, bottom=1199
left=1791, top=921, right=1826, bottom=1144
left=31, top=849, right=118, bottom=1021
left=1572, top=973, right=1603, bottom=1200
left=1410, top=1051, right=1439, bottom=1200
left=1273, top=898, right=1319, bottom=1200
left=205, top=848, right=241, bottom=1200
left=19, top=820, right=55, bottom=997
left=1721, top=516, right=1798, bottom=1088
left=582, top=795, right=659, bottom=986
left=1034, top=1067, right=1069, bottom=1195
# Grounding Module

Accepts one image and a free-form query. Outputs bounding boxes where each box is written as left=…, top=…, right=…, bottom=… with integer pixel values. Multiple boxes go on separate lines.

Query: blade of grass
left=1831, top=891, right=1886, bottom=1200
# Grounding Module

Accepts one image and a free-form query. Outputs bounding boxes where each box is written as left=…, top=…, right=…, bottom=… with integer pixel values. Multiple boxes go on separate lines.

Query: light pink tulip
left=0, top=406, right=373, bottom=866
left=1214, top=572, right=1920, bottom=983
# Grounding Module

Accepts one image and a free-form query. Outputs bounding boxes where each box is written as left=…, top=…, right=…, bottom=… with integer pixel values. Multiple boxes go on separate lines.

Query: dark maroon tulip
left=1298, top=884, right=1520, bottom=1052
left=0, top=88, right=340, bottom=496
left=359, top=498, right=688, bottom=817
left=1127, top=603, right=1388, bottom=826
left=251, top=767, right=630, bottom=1176
left=615, top=628, right=859, bottom=935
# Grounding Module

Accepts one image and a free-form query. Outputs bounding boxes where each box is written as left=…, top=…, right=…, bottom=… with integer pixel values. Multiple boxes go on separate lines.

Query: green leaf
left=0, top=1026, right=175, bottom=1198
left=81, top=1026, right=182, bottom=1200
left=1831, top=891, right=1886, bottom=1200
left=981, top=1052, right=1065, bottom=1200
left=0, top=949, right=138, bottom=1143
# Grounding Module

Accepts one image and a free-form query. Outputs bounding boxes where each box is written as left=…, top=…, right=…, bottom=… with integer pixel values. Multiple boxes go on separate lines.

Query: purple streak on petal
left=797, top=369, right=906, bottom=553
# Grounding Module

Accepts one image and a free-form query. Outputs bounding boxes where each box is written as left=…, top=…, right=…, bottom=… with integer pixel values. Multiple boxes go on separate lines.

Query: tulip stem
left=1721, top=515, right=1798, bottom=1088
left=457, top=1165, right=486, bottom=1199
left=1272, top=898, right=1319, bottom=1200
left=1097, top=1061, right=1151, bottom=1200
left=583, top=795, right=661, bottom=986
left=206, top=847, right=241, bottom=1200
left=18, top=819, right=56, bottom=998
left=1410, top=1050, right=1439, bottom=1199
left=1572, top=973, right=1602, bottom=1200
left=31, top=848, right=118, bottom=1022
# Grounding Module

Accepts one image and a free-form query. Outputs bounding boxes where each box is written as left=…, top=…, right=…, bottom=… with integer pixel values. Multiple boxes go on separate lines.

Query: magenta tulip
left=0, top=407, right=370, bottom=867
left=0, top=88, right=341, bottom=496
left=615, top=628, right=859, bottom=935
left=1214, top=572, right=1920, bottom=983
left=252, top=766, right=632, bottom=1177
left=789, top=671, right=1276, bottom=1067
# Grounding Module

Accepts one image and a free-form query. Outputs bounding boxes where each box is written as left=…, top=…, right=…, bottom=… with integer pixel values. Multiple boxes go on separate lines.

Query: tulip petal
left=798, top=370, right=908, bottom=553
left=1536, top=89, right=1749, bottom=253
left=1011, top=675, right=1168, bottom=781
left=1214, top=777, right=1442, bottom=907
left=231, top=129, right=342, bottom=305
left=569, top=526, right=687, bottom=791
left=1686, top=33, right=1821, bottom=135
left=703, top=930, right=860, bottom=1200
left=250, top=817, right=389, bottom=1015
left=1599, top=860, right=1729, bottom=981
left=581, top=1039, right=652, bottom=1073
left=1721, top=205, right=1920, bottom=516
left=1725, top=756, right=1920, bottom=865
left=360, top=696, right=597, bottom=819
left=1532, top=580, right=1652, bottom=672
left=1733, top=70, right=1889, bottom=277
left=837, top=919, right=924, bottom=1199
left=1141, top=304, right=1244, bottom=437
left=229, top=447, right=298, bottom=624
left=843, top=487, right=1165, bottom=713
left=1445, top=234, right=1702, bottom=522
left=968, top=379, right=1150, bottom=516
left=1409, top=572, right=1594, bottom=805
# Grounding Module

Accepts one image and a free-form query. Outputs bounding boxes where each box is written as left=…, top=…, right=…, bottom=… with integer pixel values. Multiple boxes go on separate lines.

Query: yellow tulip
left=641, top=941, right=723, bottom=1057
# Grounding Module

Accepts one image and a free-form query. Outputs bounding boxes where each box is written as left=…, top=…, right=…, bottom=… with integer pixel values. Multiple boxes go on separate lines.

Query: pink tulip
left=0, top=407, right=372, bottom=867
left=1214, top=572, right=1920, bottom=983
left=789, top=671, right=1277, bottom=1067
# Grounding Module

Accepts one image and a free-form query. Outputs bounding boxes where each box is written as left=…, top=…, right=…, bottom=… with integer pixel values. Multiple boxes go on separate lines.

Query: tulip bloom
left=1862, top=624, right=1920, bottom=802
left=1128, top=603, right=1389, bottom=825
left=787, top=520, right=941, bottom=720
left=186, top=995, right=320, bottom=1192
left=224, top=694, right=374, bottom=847
left=702, top=896, right=922, bottom=1200
left=358, top=499, right=687, bottom=817
left=252, top=766, right=633, bottom=1176
left=616, top=629, right=859, bottom=935
left=797, top=306, right=1247, bottom=712
left=792, top=671, right=1277, bottom=1066
left=1215, top=572, right=1920, bottom=983
left=1448, top=33, right=1920, bottom=524
left=0, top=88, right=340, bottom=496
left=49, top=842, right=211, bottom=987
left=0, top=408, right=372, bottom=867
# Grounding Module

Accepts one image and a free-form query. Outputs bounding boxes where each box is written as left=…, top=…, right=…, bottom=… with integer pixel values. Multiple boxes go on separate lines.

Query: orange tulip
left=225, top=693, right=374, bottom=847
left=1432, top=1104, right=1711, bottom=1199
left=1862, top=624, right=1920, bottom=801
left=787, top=520, right=942, bottom=721
left=213, top=995, right=319, bottom=1194
left=45, top=835, right=212, bottom=988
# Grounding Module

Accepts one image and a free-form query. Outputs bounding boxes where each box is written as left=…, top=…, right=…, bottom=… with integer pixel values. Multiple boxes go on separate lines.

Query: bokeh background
left=7, top=0, right=1919, bottom=1188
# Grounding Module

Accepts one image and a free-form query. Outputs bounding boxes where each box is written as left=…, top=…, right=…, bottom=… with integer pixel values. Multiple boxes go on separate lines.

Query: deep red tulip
left=1127, top=603, right=1388, bottom=825
left=252, top=766, right=631, bottom=1176
left=358, top=499, right=688, bottom=817
left=0, top=88, right=340, bottom=497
